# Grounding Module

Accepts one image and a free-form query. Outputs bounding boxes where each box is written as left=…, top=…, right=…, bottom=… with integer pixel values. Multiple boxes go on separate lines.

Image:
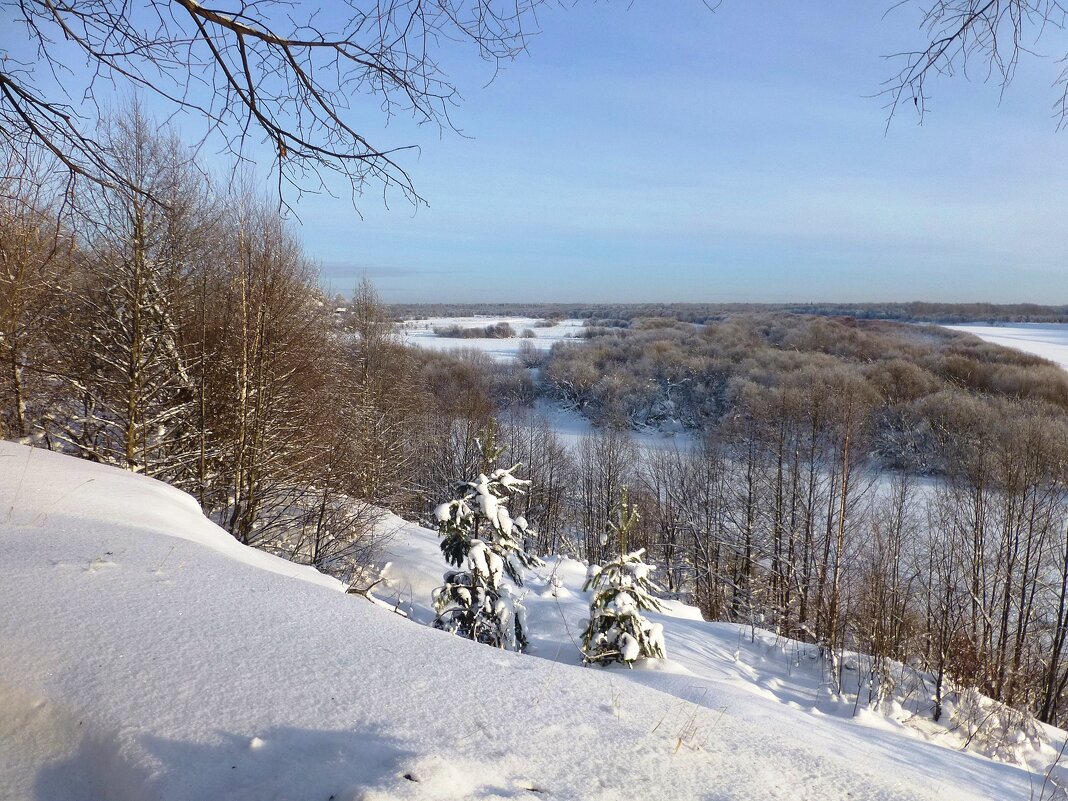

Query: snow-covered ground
left=376, top=515, right=1068, bottom=800
left=0, top=442, right=729, bottom=801
left=532, top=398, right=695, bottom=453
left=946, top=323, right=1068, bottom=371
left=399, top=316, right=586, bottom=362
left=3, top=442, right=1062, bottom=800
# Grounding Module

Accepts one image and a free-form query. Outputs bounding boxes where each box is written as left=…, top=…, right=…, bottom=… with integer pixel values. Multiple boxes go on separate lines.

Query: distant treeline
left=391, top=301, right=1068, bottom=325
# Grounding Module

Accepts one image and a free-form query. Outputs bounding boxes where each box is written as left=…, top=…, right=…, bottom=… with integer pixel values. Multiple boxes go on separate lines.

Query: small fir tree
left=431, top=434, right=542, bottom=650
left=582, top=488, right=666, bottom=666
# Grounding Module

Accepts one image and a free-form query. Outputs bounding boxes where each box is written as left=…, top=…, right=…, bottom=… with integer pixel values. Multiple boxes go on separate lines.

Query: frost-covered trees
left=50, top=108, right=203, bottom=486
left=582, top=492, right=666, bottom=666
left=0, top=160, right=71, bottom=440
left=432, top=450, right=542, bottom=650
left=583, top=550, right=667, bottom=666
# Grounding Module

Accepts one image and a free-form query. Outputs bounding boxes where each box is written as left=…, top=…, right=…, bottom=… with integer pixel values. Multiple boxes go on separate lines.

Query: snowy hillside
left=376, top=514, right=1068, bottom=799
left=0, top=441, right=1061, bottom=800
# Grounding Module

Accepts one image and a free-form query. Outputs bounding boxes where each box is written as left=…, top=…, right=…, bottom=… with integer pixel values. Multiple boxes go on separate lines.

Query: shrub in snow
left=581, top=491, right=666, bottom=666
left=582, top=550, right=666, bottom=665
left=431, top=454, right=542, bottom=650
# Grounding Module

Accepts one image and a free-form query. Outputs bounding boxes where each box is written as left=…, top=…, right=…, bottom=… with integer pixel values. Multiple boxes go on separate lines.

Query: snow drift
left=0, top=441, right=1058, bottom=800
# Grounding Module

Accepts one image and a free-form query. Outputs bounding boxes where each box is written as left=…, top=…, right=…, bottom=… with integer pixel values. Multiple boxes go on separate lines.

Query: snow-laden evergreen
left=582, top=549, right=667, bottom=664
left=432, top=441, right=542, bottom=650
left=582, top=490, right=667, bottom=665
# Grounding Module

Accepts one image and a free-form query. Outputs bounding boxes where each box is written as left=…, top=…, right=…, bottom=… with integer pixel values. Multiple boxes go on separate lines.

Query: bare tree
left=209, top=193, right=340, bottom=543
left=576, top=428, right=638, bottom=564
left=498, top=406, right=575, bottom=555
left=0, top=155, right=72, bottom=439
left=44, top=107, right=204, bottom=482
left=2, top=0, right=544, bottom=203
left=885, top=1, right=1068, bottom=124
left=855, top=472, right=922, bottom=706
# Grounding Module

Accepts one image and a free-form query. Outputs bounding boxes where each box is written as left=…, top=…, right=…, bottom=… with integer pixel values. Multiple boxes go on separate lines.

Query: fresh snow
left=946, top=323, right=1068, bottom=371
left=1, top=441, right=1062, bottom=800
left=532, top=398, right=696, bottom=453
left=376, top=512, right=1068, bottom=801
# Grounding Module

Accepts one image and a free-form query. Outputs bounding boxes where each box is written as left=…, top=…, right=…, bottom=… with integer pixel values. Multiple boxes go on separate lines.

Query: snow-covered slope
left=0, top=441, right=1058, bottom=800
left=376, top=514, right=1068, bottom=801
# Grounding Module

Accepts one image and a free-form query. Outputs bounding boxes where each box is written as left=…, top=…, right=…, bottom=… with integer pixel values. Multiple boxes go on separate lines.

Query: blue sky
left=6, top=2, right=1068, bottom=303
left=303, top=3, right=1068, bottom=304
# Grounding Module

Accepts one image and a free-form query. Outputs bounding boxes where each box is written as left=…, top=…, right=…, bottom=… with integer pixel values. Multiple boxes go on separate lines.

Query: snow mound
left=0, top=443, right=343, bottom=593
left=0, top=440, right=1057, bottom=800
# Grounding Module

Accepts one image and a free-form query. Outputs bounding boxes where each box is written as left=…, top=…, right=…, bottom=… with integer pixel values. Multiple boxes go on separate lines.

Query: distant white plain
left=398, top=316, right=586, bottom=362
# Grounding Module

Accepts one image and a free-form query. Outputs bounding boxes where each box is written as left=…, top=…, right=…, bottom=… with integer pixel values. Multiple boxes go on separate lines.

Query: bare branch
left=883, top=1, right=1068, bottom=126
left=0, top=0, right=546, bottom=206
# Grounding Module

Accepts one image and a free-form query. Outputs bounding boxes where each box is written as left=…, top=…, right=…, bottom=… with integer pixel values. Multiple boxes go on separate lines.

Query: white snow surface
left=946, top=323, right=1068, bottom=371
left=376, top=513, right=1068, bottom=801
left=399, top=317, right=585, bottom=362
left=532, top=398, right=695, bottom=453
left=1, top=441, right=1062, bottom=801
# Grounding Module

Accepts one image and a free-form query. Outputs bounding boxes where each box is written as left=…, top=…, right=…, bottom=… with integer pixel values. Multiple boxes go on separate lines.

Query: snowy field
left=946, top=323, right=1068, bottom=371
left=3, top=441, right=1064, bottom=800
left=399, top=316, right=586, bottom=362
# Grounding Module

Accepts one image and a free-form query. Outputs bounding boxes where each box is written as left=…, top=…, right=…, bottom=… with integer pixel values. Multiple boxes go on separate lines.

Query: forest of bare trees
left=0, top=106, right=532, bottom=582
left=8, top=105, right=1068, bottom=735
left=478, top=400, right=1068, bottom=734
left=492, top=316, right=1068, bottom=730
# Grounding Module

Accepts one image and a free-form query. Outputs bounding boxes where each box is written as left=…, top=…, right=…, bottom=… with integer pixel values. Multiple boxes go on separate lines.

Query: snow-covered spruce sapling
left=431, top=454, right=542, bottom=650
left=582, top=490, right=666, bottom=666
